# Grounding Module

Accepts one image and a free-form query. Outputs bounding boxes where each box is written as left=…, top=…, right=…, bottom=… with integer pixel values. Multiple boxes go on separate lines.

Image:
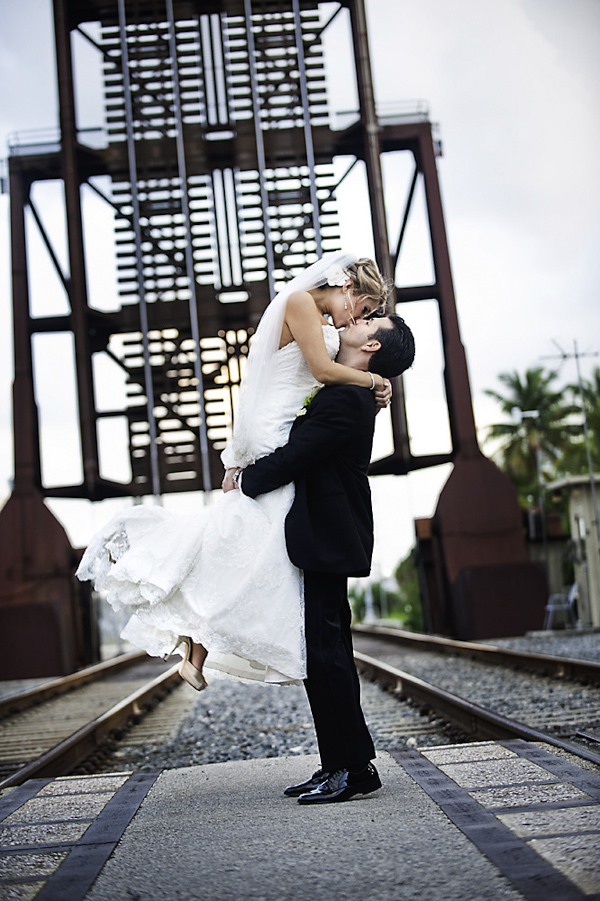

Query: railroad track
left=353, top=624, right=600, bottom=682
left=352, top=625, right=600, bottom=766
left=0, top=653, right=181, bottom=789
left=2, top=628, right=598, bottom=786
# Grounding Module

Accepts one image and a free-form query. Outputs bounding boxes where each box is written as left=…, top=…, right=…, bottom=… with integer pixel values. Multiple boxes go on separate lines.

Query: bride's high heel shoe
left=179, top=637, right=208, bottom=692
left=163, top=635, right=186, bottom=662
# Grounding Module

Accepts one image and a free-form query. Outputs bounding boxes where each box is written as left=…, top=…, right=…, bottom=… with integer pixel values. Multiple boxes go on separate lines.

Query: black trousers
left=302, top=569, right=375, bottom=772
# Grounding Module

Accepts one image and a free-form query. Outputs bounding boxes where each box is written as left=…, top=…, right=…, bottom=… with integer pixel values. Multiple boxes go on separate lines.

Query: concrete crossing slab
left=1, top=743, right=598, bottom=901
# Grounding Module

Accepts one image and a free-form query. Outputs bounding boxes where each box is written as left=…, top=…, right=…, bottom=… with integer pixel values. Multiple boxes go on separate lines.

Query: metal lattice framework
left=2, top=0, right=549, bottom=667
left=7, top=0, right=473, bottom=506
left=98, top=2, right=342, bottom=494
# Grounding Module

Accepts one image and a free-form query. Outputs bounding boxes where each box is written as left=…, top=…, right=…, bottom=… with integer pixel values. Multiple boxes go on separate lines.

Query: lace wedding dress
left=77, top=324, right=341, bottom=684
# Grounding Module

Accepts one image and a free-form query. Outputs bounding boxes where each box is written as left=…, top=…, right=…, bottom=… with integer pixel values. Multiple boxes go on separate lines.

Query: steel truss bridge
left=1, top=0, right=546, bottom=676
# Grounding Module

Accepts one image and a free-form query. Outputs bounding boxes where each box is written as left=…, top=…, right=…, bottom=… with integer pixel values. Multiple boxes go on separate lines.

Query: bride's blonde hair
left=346, top=258, right=390, bottom=311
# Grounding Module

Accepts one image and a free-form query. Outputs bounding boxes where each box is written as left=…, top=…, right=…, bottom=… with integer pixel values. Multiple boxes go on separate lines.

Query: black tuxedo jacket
left=241, top=384, right=376, bottom=577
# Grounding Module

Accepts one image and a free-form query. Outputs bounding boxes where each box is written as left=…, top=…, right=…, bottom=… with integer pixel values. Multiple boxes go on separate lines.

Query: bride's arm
left=284, top=291, right=385, bottom=392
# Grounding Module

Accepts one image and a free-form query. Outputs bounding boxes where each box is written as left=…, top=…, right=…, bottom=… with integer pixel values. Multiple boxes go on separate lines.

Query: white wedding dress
left=77, top=324, right=341, bottom=684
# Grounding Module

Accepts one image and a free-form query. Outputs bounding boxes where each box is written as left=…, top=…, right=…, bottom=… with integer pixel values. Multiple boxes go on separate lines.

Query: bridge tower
left=1, top=0, right=546, bottom=676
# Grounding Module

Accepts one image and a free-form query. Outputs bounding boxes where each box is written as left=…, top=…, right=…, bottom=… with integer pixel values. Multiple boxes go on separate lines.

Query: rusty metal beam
left=349, top=0, right=412, bottom=471
left=418, top=129, right=479, bottom=458
left=117, top=0, right=162, bottom=499
left=53, top=0, right=101, bottom=495
left=166, top=0, right=212, bottom=490
left=392, top=165, right=418, bottom=274
left=348, top=0, right=391, bottom=281
left=9, top=166, right=41, bottom=495
left=292, top=0, right=322, bottom=255
left=28, top=199, right=70, bottom=292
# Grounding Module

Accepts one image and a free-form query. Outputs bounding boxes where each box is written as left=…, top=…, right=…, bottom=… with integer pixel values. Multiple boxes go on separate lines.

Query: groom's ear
left=362, top=339, right=382, bottom=356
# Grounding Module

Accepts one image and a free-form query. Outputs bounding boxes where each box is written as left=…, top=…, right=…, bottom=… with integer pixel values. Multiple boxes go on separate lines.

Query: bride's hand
left=374, top=377, right=392, bottom=411
left=222, top=468, right=238, bottom=492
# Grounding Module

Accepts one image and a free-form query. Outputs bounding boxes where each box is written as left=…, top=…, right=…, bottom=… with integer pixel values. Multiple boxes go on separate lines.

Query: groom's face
left=340, top=316, right=392, bottom=352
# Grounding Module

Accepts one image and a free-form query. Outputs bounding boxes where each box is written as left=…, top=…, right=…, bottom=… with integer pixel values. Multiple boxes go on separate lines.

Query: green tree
left=349, top=547, right=423, bottom=631
left=394, top=547, right=423, bottom=631
left=350, top=581, right=401, bottom=622
left=484, top=367, right=580, bottom=504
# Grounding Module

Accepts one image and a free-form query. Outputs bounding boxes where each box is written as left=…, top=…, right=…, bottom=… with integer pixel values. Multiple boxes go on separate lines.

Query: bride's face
left=329, top=285, right=379, bottom=329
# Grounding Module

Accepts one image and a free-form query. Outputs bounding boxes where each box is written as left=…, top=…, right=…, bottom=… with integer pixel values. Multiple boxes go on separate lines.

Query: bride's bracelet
left=368, top=372, right=375, bottom=390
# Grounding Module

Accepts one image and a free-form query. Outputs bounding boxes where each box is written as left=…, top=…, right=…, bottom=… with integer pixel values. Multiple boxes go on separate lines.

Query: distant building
left=548, top=475, right=600, bottom=629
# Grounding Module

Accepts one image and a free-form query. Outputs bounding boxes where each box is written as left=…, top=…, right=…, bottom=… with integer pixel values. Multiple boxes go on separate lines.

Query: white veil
left=221, top=249, right=359, bottom=468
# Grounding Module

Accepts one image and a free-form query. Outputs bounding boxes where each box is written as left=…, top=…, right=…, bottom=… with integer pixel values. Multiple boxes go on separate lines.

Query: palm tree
left=484, top=367, right=580, bottom=503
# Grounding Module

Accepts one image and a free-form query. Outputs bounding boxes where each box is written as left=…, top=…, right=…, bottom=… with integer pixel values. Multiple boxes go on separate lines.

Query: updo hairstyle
left=346, top=258, right=390, bottom=312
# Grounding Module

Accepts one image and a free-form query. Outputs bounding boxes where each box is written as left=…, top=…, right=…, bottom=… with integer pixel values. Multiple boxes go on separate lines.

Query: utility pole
left=543, top=341, right=600, bottom=553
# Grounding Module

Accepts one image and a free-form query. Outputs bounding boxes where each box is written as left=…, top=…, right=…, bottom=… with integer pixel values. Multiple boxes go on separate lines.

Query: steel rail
left=353, top=624, right=600, bottom=684
left=0, top=663, right=181, bottom=790
left=0, top=651, right=148, bottom=719
left=354, top=650, right=600, bottom=768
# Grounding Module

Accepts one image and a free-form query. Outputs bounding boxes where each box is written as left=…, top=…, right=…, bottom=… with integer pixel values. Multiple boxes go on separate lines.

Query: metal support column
left=165, top=0, right=212, bottom=490
left=349, top=0, right=392, bottom=282
left=9, top=167, right=41, bottom=495
left=349, top=0, right=410, bottom=465
left=1, top=162, right=94, bottom=680
left=292, top=0, right=322, bottom=255
left=53, top=0, right=100, bottom=496
left=244, top=0, right=275, bottom=298
left=418, top=132, right=479, bottom=457
left=117, top=0, right=162, bottom=499
left=574, top=341, right=600, bottom=554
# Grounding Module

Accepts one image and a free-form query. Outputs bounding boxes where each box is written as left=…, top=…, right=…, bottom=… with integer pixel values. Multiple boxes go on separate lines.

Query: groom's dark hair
left=369, top=314, right=415, bottom=378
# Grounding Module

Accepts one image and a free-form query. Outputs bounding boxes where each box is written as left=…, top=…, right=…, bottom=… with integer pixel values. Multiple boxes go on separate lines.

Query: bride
left=77, top=251, right=390, bottom=688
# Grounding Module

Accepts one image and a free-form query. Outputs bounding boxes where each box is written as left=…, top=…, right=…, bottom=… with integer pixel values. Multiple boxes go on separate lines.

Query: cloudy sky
left=1, top=0, right=599, bottom=576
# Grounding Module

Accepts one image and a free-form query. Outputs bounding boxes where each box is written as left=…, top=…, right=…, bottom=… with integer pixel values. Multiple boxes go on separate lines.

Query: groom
left=230, top=314, right=415, bottom=803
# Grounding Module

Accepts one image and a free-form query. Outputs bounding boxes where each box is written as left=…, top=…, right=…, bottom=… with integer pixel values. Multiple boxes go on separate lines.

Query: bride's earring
left=344, top=288, right=356, bottom=324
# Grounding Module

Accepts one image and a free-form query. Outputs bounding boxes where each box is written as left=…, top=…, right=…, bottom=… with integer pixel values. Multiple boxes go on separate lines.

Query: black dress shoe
left=284, top=768, right=331, bottom=797
left=297, top=764, right=381, bottom=805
